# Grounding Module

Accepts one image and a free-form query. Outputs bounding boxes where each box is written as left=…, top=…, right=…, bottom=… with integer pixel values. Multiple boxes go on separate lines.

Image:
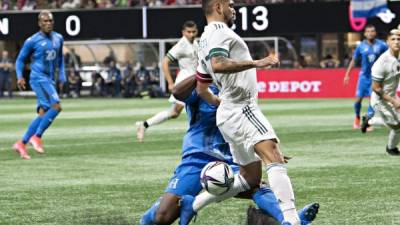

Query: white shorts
left=217, top=101, right=279, bottom=166
left=373, top=101, right=400, bottom=126
left=168, top=72, right=194, bottom=105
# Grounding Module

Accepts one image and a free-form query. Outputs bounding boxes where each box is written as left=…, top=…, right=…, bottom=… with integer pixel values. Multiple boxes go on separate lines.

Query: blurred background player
left=344, top=24, right=387, bottom=129
left=136, top=21, right=198, bottom=142
left=367, top=29, right=400, bottom=155
left=140, top=75, right=319, bottom=225
left=12, top=10, right=66, bottom=160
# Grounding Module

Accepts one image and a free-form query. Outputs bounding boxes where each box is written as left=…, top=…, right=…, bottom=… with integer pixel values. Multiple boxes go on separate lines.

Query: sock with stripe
left=193, top=173, right=250, bottom=212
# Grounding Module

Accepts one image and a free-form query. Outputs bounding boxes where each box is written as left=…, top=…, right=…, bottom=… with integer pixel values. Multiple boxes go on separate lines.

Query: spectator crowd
left=59, top=49, right=164, bottom=99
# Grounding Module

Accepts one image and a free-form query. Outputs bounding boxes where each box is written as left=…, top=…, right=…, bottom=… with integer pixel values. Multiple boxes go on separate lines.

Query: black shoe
left=361, top=115, right=370, bottom=133
left=386, top=146, right=400, bottom=156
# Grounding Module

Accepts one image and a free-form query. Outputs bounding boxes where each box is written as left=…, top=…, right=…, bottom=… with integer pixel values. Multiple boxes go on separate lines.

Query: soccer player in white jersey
left=178, top=1, right=302, bottom=225
left=365, top=29, right=400, bottom=155
left=136, top=21, right=199, bottom=142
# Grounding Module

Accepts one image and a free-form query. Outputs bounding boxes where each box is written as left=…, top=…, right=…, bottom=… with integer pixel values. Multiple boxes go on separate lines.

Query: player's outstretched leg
left=252, top=186, right=284, bottom=223
left=179, top=173, right=251, bottom=225
left=298, top=203, right=319, bottom=225
left=13, top=116, right=44, bottom=159
left=178, top=195, right=196, bottom=225
left=140, top=198, right=161, bottom=225
left=136, top=104, right=183, bottom=142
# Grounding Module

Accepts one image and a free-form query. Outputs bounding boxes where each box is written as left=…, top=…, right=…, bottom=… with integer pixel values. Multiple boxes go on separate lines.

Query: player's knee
left=154, top=209, right=175, bottom=225
left=52, top=104, right=62, bottom=112
left=170, top=111, right=180, bottom=118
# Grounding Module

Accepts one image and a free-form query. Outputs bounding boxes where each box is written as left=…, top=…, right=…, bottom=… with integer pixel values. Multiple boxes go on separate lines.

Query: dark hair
left=182, top=20, right=197, bottom=30
left=364, top=24, right=376, bottom=31
left=202, top=0, right=216, bottom=16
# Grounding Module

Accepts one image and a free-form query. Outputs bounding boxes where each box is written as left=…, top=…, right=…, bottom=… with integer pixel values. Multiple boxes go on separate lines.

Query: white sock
left=388, top=129, right=400, bottom=149
left=192, top=173, right=250, bottom=212
left=267, top=163, right=300, bottom=225
left=369, top=117, right=385, bottom=126
left=146, top=110, right=171, bottom=127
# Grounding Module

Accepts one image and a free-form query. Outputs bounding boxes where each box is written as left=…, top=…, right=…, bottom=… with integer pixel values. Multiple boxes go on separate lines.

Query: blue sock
left=367, top=104, right=374, bottom=118
left=22, top=117, right=43, bottom=144
left=35, top=108, right=60, bottom=138
left=252, top=187, right=284, bottom=223
left=354, top=102, right=361, bottom=118
left=140, top=198, right=161, bottom=225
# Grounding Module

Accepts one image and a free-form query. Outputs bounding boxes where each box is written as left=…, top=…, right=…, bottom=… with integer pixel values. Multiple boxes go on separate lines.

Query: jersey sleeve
left=58, top=36, right=66, bottom=83
left=166, top=41, right=183, bottom=61
left=15, top=37, right=33, bottom=79
left=196, top=63, right=212, bottom=84
left=371, top=58, right=385, bottom=82
left=207, top=29, right=233, bottom=59
left=353, top=44, right=362, bottom=62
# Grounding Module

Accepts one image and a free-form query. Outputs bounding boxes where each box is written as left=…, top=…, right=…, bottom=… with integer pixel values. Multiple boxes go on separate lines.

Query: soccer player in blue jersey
left=140, top=75, right=319, bottom=225
left=344, top=24, right=387, bottom=130
left=12, top=10, right=66, bottom=160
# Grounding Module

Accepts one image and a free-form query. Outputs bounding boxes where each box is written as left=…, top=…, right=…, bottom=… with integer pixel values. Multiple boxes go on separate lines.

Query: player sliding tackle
left=140, top=75, right=319, bottom=225
left=178, top=1, right=307, bottom=225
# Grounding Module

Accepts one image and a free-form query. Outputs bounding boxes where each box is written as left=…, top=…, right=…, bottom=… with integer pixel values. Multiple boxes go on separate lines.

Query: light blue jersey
left=165, top=85, right=237, bottom=196
left=16, top=31, right=66, bottom=83
left=353, top=39, right=387, bottom=79
left=181, top=85, right=232, bottom=162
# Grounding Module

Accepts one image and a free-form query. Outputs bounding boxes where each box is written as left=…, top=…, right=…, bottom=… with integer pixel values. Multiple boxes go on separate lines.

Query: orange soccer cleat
left=353, top=117, right=361, bottom=129
left=12, top=140, right=31, bottom=160
left=29, top=135, right=45, bottom=154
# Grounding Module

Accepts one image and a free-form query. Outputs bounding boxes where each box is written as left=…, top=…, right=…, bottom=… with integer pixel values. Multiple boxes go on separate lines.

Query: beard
left=225, top=15, right=235, bottom=28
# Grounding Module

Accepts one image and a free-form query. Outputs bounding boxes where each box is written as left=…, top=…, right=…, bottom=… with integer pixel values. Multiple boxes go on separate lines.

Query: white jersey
left=197, top=22, right=258, bottom=105
left=167, top=36, right=198, bottom=78
left=371, top=50, right=400, bottom=106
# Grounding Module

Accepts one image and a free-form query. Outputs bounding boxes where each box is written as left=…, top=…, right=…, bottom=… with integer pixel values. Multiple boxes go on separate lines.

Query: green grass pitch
left=1, top=98, right=400, bottom=225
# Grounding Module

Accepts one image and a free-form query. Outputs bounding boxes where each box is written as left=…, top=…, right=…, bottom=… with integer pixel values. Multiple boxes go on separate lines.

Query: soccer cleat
left=299, top=203, right=319, bottom=225
left=12, top=141, right=31, bottom=160
left=179, top=195, right=197, bottom=225
left=136, top=121, right=146, bottom=142
left=29, top=135, right=44, bottom=154
left=360, top=115, right=370, bottom=133
left=386, top=146, right=400, bottom=156
left=353, top=117, right=361, bottom=129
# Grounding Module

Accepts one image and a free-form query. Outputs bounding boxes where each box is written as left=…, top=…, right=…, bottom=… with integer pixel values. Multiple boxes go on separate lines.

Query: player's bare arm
left=344, top=58, right=356, bottom=85
left=162, top=56, right=175, bottom=91
left=196, top=81, right=220, bottom=106
left=210, top=55, right=279, bottom=74
left=372, top=81, right=400, bottom=109
left=172, top=74, right=196, bottom=101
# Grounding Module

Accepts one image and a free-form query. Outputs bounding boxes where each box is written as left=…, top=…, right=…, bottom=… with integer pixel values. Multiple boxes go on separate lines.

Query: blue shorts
left=356, top=76, right=372, bottom=98
left=165, top=153, right=239, bottom=197
left=30, top=79, right=60, bottom=111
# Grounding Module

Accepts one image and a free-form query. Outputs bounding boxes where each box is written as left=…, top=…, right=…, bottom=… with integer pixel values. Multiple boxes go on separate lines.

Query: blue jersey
left=181, top=85, right=233, bottom=162
left=16, top=31, right=66, bottom=83
left=353, top=39, right=387, bottom=79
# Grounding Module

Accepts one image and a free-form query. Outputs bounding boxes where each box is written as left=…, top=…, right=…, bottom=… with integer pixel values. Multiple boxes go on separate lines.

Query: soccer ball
left=200, top=161, right=234, bottom=195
